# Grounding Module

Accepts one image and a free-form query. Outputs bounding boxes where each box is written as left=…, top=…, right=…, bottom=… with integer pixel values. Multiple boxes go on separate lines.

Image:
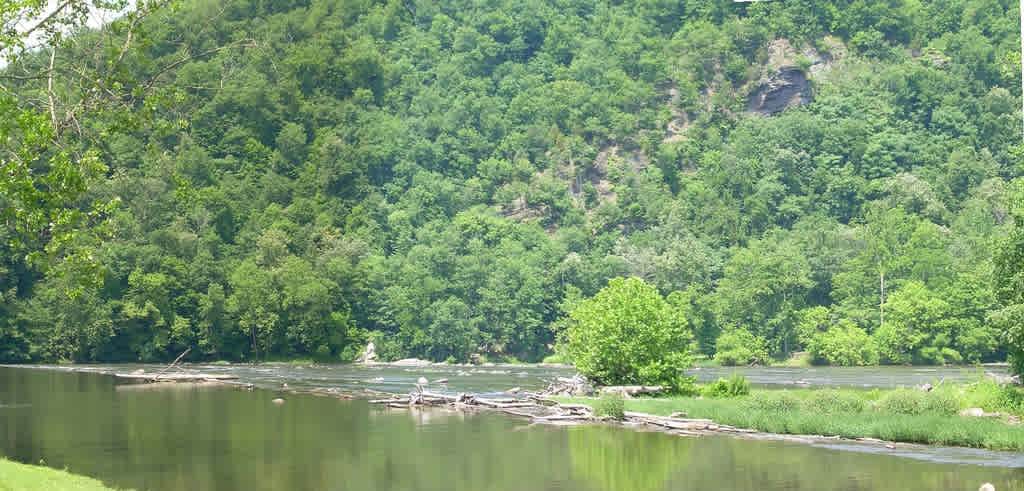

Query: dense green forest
left=1, top=0, right=1022, bottom=365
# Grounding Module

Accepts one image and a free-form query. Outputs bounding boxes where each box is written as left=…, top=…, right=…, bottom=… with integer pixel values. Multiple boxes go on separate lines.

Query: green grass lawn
left=0, top=458, right=122, bottom=491
left=559, top=379, right=1024, bottom=452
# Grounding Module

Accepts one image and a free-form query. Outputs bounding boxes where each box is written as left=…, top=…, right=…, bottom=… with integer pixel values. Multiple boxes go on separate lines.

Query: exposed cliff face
left=746, top=67, right=812, bottom=115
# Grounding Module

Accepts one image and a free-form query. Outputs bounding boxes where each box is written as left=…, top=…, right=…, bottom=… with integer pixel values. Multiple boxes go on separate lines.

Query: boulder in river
left=356, top=342, right=377, bottom=363
left=272, top=398, right=285, bottom=405
left=979, top=483, right=995, bottom=491
left=417, top=377, right=429, bottom=385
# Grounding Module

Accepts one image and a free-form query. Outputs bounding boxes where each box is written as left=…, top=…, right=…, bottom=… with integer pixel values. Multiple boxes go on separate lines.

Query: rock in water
left=357, top=342, right=377, bottom=363
left=435, top=378, right=449, bottom=384
left=506, top=387, right=521, bottom=394
left=979, top=483, right=995, bottom=491
left=272, top=398, right=285, bottom=405
left=417, top=377, right=429, bottom=385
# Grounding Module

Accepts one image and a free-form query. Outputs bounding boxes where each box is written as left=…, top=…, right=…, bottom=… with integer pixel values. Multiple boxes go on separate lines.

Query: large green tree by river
left=566, top=277, right=693, bottom=391
left=0, top=0, right=1020, bottom=364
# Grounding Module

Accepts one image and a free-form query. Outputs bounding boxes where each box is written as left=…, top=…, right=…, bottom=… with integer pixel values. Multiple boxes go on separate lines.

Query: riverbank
left=558, top=380, right=1024, bottom=452
left=0, top=458, right=122, bottom=490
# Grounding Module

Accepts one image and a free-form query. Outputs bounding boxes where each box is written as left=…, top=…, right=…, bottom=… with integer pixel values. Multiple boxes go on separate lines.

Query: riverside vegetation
left=4, top=0, right=1024, bottom=377
left=562, top=375, right=1024, bottom=451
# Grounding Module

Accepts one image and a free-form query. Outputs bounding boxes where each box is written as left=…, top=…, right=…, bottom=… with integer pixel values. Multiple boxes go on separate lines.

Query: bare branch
left=17, top=0, right=77, bottom=44
left=140, top=39, right=257, bottom=93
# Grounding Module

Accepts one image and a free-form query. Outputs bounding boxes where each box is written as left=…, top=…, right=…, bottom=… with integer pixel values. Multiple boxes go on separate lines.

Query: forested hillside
left=1, top=0, right=1021, bottom=365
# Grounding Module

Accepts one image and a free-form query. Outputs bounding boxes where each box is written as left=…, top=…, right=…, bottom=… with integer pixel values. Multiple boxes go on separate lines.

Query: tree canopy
left=0, top=0, right=1019, bottom=366
left=566, top=277, right=693, bottom=391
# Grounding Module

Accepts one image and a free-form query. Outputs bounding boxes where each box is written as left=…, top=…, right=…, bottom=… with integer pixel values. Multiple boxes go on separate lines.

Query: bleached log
left=557, top=403, right=593, bottom=411
left=420, top=392, right=457, bottom=402
left=600, top=386, right=667, bottom=396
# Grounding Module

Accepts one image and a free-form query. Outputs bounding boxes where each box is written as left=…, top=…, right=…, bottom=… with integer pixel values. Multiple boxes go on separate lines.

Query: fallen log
left=115, top=373, right=238, bottom=382
left=537, top=414, right=592, bottom=422
left=370, top=398, right=410, bottom=404
left=153, top=347, right=191, bottom=381
left=420, top=392, right=457, bottom=402
left=600, top=386, right=667, bottom=397
left=556, top=403, right=593, bottom=411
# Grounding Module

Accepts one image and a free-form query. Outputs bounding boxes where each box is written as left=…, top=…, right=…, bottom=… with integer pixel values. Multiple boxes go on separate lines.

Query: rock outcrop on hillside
left=746, top=67, right=812, bottom=115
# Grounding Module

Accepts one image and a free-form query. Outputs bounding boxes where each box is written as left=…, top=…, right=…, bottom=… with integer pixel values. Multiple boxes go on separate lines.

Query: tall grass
left=559, top=382, right=1024, bottom=451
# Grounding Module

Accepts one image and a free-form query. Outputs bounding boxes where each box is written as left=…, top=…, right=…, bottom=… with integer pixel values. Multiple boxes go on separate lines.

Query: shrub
left=703, top=374, right=751, bottom=398
left=712, top=330, right=768, bottom=366
left=804, top=390, right=867, bottom=414
left=744, top=391, right=800, bottom=412
left=806, top=321, right=879, bottom=366
left=880, top=390, right=925, bottom=415
left=566, top=278, right=694, bottom=392
left=998, top=385, right=1024, bottom=415
left=921, top=391, right=958, bottom=416
left=593, top=392, right=625, bottom=420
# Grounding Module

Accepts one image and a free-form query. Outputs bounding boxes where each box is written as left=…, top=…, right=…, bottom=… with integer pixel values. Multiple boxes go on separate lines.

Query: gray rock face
left=746, top=67, right=812, bottom=115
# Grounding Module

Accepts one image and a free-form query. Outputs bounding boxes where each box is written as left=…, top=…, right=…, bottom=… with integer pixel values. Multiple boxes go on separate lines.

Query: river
left=1, top=365, right=1023, bottom=490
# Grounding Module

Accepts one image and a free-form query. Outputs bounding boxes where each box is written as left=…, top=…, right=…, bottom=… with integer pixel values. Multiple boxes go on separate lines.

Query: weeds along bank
left=560, top=376, right=1024, bottom=451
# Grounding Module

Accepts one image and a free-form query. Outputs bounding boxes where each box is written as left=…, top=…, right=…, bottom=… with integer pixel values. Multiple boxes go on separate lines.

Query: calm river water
left=1, top=366, right=1023, bottom=490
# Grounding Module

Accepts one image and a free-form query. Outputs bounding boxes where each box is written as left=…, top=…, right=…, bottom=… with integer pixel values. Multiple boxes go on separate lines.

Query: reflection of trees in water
left=569, top=426, right=690, bottom=491
left=8, top=369, right=1024, bottom=491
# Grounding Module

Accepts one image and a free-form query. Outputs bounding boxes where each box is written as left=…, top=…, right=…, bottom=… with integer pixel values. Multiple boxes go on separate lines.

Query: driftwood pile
left=370, top=388, right=594, bottom=423
left=114, top=372, right=239, bottom=383
left=370, top=383, right=760, bottom=437
left=541, top=374, right=668, bottom=399
left=623, top=411, right=758, bottom=436
left=600, top=386, right=668, bottom=398
left=541, top=374, right=595, bottom=396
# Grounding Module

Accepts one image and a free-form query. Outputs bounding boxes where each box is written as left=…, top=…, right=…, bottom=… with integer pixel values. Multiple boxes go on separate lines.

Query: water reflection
left=569, top=426, right=689, bottom=491
left=1, top=367, right=1023, bottom=491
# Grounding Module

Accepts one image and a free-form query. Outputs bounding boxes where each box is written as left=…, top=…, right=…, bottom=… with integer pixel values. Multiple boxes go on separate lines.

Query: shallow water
left=1, top=367, right=1023, bottom=491
left=17, top=362, right=1007, bottom=396
left=690, top=365, right=1009, bottom=388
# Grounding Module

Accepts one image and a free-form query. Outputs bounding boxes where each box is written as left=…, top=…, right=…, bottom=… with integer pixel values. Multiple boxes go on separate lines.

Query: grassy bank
left=0, top=458, right=121, bottom=491
left=560, top=378, right=1024, bottom=451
